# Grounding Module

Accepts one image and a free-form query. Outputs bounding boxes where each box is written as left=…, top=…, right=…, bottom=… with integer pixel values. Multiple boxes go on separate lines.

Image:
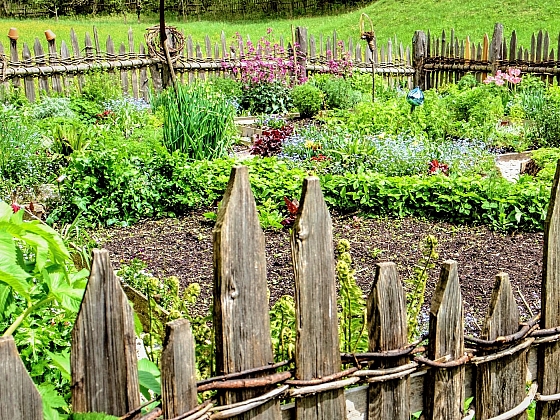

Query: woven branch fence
left=4, top=163, right=560, bottom=419
left=2, top=22, right=560, bottom=103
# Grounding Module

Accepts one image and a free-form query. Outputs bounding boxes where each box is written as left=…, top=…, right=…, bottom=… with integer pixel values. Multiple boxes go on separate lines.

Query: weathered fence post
left=489, top=23, right=504, bottom=75
left=21, top=43, right=36, bottom=102
left=537, top=161, right=560, bottom=419
left=71, top=249, right=141, bottom=417
left=295, top=27, right=308, bottom=81
left=161, top=318, right=198, bottom=418
left=7, top=27, right=21, bottom=89
left=0, top=336, right=43, bottom=420
left=475, top=273, right=529, bottom=419
left=33, top=38, right=49, bottom=94
left=45, top=29, right=62, bottom=93
left=413, top=30, right=427, bottom=90
left=213, top=165, right=282, bottom=420
left=292, top=176, right=346, bottom=420
left=367, top=262, right=410, bottom=419
left=423, top=260, right=465, bottom=419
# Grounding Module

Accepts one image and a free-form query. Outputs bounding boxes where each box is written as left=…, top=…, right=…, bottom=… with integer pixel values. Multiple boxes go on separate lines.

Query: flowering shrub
left=323, top=41, right=354, bottom=78
left=222, top=30, right=304, bottom=87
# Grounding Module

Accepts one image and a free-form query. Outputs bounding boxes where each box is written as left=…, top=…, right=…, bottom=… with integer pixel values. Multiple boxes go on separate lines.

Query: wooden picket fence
left=2, top=23, right=560, bottom=103
left=4, top=163, right=560, bottom=419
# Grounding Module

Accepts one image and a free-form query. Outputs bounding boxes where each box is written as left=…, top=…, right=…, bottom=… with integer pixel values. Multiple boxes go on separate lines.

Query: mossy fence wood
left=5, top=163, right=560, bottom=418
left=2, top=22, right=560, bottom=102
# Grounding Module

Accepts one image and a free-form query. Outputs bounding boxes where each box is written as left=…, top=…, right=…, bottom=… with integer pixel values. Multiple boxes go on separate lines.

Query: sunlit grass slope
left=1, top=0, right=559, bottom=57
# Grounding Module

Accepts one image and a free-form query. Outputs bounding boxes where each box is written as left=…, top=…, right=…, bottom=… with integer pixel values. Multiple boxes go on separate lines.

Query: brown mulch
left=97, top=210, right=543, bottom=335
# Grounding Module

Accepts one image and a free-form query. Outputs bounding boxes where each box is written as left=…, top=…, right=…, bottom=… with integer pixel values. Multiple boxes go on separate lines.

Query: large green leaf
left=0, top=229, right=31, bottom=302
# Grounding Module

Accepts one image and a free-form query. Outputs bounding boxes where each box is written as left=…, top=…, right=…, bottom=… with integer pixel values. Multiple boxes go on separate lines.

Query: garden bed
left=97, top=209, right=543, bottom=336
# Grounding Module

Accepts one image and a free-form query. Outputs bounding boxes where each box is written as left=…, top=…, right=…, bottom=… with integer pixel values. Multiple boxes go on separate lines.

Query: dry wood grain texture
left=119, top=43, right=129, bottom=95
left=9, top=37, right=20, bottom=88
left=138, top=46, right=150, bottom=100
left=70, top=29, right=85, bottom=89
left=213, top=166, right=281, bottom=420
left=537, top=161, right=560, bottom=420
left=291, top=176, right=346, bottom=420
left=475, top=273, right=527, bottom=420
left=413, top=30, right=427, bottom=89
left=161, top=318, right=198, bottom=418
left=47, top=37, right=62, bottom=93
left=423, top=260, right=465, bottom=420
left=129, top=29, right=139, bottom=99
left=21, top=43, right=36, bottom=102
left=60, top=41, right=73, bottom=92
left=71, top=249, right=141, bottom=416
left=33, top=38, right=49, bottom=93
left=367, top=262, right=410, bottom=419
left=0, top=336, right=43, bottom=420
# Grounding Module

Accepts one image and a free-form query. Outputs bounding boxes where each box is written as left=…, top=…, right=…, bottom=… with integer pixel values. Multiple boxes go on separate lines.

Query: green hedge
left=52, top=153, right=551, bottom=231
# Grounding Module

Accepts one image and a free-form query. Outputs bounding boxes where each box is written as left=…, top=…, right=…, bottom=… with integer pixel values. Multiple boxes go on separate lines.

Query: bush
left=291, top=83, right=323, bottom=117
left=310, top=74, right=362, bottom=110
left=241, top=81, right=292, bottom=115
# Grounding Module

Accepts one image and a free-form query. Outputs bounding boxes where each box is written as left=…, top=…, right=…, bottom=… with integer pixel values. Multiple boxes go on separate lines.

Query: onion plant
left=152, top=82, right=236, bottom=160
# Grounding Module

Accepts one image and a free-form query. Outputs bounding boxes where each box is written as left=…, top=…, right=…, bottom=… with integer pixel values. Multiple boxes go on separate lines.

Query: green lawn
left=1, top=0, right=560, bottom=57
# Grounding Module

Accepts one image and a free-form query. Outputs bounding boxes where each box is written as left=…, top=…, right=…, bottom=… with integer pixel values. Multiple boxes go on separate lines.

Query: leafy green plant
left=51, top=120, right=93, bottom=156
left=31, top=97, right=76, bottom=120
left=0, top=201, right=89, bottom=418
left=118, top=260, right=215, bottom=379
left=241, top=81, right=292, bottom=115
left=291, top=83, right=324, bottom=117
left=0, top=105, right=52, bottom=199
left=269, top=295, right=296, bottom=362
left=405, top=235, right=438, bottom=341
left=336, top=239, right=367, bottom=353
left=153, top=82, right=236, bottom=159
left=311, top=74, right=362, bottom=110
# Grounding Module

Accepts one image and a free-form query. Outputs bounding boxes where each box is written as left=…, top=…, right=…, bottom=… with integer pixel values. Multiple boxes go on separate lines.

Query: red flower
left=11, top=203, right=21, bottom=213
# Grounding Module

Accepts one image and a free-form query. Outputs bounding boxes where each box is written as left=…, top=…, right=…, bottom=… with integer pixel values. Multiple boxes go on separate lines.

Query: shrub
left=152, top=83, right=236, bottom=160
left=291, top=83, right=323, bottom=117
left=310, top=74, right=362, bottom=110
left=31, top=97, right=76, bottom=120
left=241, top=81, right=292, bottom=115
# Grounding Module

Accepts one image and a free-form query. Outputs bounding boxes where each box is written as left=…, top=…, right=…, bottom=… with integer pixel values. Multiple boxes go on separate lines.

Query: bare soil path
left=97, top=210, right=543, bottom=335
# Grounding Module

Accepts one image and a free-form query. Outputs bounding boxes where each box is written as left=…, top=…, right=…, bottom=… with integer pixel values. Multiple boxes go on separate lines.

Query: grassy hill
left=2, top=0, right=560, bottom=59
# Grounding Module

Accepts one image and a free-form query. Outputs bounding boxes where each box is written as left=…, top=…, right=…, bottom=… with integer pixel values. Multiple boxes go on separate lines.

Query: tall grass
left=3, top=0, right=559, bottom=55
left=152, top=83, right=235, bottom=160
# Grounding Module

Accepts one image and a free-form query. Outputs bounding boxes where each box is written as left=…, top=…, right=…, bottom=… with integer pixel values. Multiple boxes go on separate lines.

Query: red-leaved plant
left=428, top=159, right=449, bottom=176
left=250, top=125, right=293, bottom=157
left=281, top=196, right=299, bottom=227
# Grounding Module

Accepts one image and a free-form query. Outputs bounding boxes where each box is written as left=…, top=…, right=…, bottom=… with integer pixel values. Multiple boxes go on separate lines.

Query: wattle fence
left=2, top=23, right=560, bottom=103
left=4, top=163, right=560, bottom=419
